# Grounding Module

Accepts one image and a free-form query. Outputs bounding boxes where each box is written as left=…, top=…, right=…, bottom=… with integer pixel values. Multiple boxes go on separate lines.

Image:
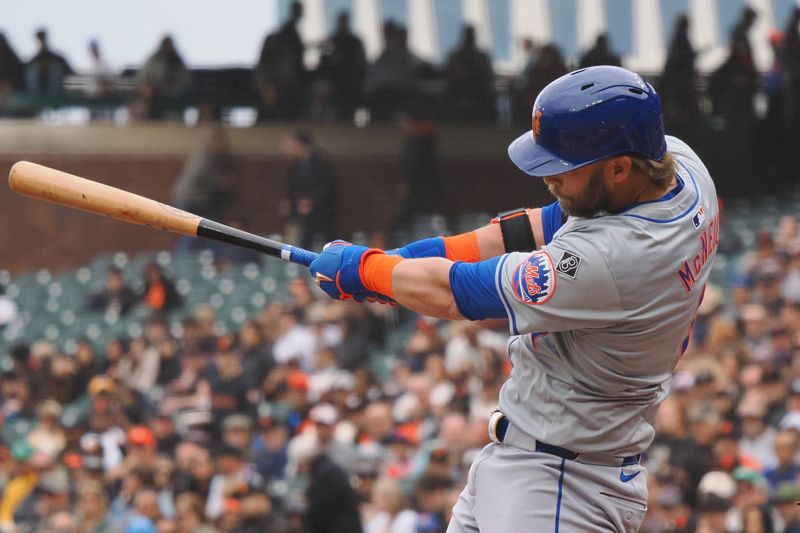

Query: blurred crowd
left=3, top=4, right=800, bottom=133
left=4, top=213, right=800, bottom=532
left=0, top=250, right=511, bottom=533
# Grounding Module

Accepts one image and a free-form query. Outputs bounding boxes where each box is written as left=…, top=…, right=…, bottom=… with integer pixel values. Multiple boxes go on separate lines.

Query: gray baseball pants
left=446, top=437, right=648, bottom=532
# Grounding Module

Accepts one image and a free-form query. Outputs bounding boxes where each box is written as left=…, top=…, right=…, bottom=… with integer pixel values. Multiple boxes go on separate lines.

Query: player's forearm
left=393, top=208, right=545, bottom=261
left=390, top=258, right=464, bottom=320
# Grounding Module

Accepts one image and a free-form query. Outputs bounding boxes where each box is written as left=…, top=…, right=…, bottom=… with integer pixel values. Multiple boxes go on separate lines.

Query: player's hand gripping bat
left=8, top=161, right=319, bottom=266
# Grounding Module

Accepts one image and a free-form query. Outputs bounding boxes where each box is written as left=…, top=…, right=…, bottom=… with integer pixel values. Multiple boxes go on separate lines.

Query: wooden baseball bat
left=8, top=161, right=319, bottom=267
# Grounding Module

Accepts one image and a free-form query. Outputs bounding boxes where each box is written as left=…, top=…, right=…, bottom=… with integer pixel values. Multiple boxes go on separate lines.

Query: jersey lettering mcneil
left=677, top=211, right=720, bottom=293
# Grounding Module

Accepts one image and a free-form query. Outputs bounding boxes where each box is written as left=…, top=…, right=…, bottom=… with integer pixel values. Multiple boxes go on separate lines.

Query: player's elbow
left=434, top=298, right=465, bottom=321
left=445, top=299, right=466, bottom=320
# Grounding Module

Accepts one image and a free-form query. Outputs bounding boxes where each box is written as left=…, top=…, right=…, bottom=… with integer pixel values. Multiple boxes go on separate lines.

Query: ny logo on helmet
left=532, top=109, right=543, bottom=143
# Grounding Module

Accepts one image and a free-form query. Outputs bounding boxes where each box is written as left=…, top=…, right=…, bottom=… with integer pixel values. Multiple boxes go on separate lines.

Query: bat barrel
left=9, top=161, right=319, bottom=267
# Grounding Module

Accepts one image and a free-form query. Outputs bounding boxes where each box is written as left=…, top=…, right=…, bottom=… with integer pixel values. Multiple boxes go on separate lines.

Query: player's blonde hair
left=629, top=151, right=677, bottom=188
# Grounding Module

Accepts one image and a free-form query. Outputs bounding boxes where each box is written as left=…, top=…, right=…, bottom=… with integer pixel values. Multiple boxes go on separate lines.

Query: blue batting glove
left=309, top=240, right=370, bottom=300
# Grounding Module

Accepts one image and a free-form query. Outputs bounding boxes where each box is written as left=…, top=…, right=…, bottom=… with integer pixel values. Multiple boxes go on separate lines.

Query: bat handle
left=283, top=246, right=319, bottom=267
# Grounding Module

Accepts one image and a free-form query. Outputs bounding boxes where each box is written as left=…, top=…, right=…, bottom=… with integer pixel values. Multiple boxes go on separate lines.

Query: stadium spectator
left=659, top=14, right=699, bottom=131
left=444, top=25, right=495, bottom=122
left=316, top=11, right=367, bottom=121
left=0, top=32, right=23, bottom=110
left=26, top=399, right=65, bottom=458
left=208, top=336, right=250, bottom=435
left=74, top=479, right=112, bottom=532
left=238, top=319, right=275, bottom=400
left=84, top=38, right=114, bottom=98
left=205, top=445, right=265, bottom=518
left=764, top=29, right=787, bottom=125
left=366, top=22, right=425, bottom=121
left=117, top=337, right=160, bottom=394
left=709, top=6, right=758, bottom=129
left=282, top=131, right=339, bottom=251
left=578, top=33, right=621, bottom=68
left=393, top=110, right=442, bottom=235
left=763, top=429, right=800, bottom=491
left=517, top=43, right=567, bottom=125
left=24, top=28, right=73, bottom=96
left=365, top=476, right=417, bottom=533
left=305, top=452, right=363, bottom=533
left=132, top=35, right=191, bottom=120
left=272, top=304, right=316, bottom=371
left=775, top=482, right=800, bottom=532
left=171, top=126, right=233, bottom=255
left=253, top=409, right=290, bottom=482
left=0, top=283, right=23, bottom=340
left=253, top=0, right=307, bottom=120
left=140, top=261, right=182, bottom=314
left=784, top=7, right=800, bottom=121
left=88, top=266, right=138, bottom=317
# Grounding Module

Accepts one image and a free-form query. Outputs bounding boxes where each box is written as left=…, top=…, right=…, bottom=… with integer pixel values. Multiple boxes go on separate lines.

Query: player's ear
left=605, top=156, right=632, bottom=184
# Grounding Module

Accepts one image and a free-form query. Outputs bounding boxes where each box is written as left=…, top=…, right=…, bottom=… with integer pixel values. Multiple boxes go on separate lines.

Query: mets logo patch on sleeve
left=511, top=251, right=556, bottom=305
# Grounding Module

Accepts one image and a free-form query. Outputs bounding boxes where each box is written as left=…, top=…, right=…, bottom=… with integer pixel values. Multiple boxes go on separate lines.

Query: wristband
left=361, top=252, right=403, bottom=297
left=443, top=231, right=481, bottom=262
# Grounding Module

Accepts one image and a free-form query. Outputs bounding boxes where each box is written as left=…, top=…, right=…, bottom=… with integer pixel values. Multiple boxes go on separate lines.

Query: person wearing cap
left=221, top=413, right=255, bottom=458
left=252, top=405, right=290, bottom=482
left=732, top=466, right=770, bottom=510
left=0, top=441, right=41, bottom=531
left=205, top=444, right=274, bottom=531
left=121, top=426, right=158, bottom=474
left=27, top=399, right=66, bottom=458
left=774, top=482, right=800, bottom=532
left=310, top=403, right=357, bottom=474
left=694, top=492, right=732, bottom=533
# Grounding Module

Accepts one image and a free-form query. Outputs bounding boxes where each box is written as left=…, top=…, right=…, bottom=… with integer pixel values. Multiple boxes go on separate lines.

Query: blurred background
left=2, top=1, right=800, bottom=532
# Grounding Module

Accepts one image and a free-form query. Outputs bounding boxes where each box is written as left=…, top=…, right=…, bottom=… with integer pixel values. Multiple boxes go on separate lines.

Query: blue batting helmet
left=508, top=65, right=666, bottom=177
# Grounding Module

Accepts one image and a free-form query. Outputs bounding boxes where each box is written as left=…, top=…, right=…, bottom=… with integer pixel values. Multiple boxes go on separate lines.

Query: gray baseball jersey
left=495, top=135, right=718, bottom=457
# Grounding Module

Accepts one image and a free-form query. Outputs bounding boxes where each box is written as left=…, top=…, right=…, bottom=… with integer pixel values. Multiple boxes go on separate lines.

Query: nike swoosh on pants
left=619, top=470, right=641, bottom=483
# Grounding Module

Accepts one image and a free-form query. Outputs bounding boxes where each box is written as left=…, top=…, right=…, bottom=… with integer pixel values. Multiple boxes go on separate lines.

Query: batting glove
left=310, top=240, right=395, bottom=303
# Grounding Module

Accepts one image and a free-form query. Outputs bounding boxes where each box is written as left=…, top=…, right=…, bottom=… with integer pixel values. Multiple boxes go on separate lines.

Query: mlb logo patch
left=556, top=251, right=582, bottom=279
left=692, top=207, right=705, bottom=229
left=512, top=251, right=556, bottom=305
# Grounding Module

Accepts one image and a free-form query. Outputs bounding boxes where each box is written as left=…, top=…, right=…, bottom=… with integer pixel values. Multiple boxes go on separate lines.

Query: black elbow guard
left=491, top=208, right=537, bottom=253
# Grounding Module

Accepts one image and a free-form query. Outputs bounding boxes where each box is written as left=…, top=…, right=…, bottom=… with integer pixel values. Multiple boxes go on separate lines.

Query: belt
left=488, top=411, right=640, bottom=467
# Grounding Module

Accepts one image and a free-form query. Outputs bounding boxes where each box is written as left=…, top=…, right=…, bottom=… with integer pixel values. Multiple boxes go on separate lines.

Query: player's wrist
left=360, top=250, right=402, bottom=297
left=389, top=231, right=480, bottom=262
left=388, top=237, right=446, bottom=258
left=443, top=231, right=480, bottom=262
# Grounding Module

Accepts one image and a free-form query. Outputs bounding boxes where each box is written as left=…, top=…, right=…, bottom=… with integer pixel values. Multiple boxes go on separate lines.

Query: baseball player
left=309, top=66, right=718, bottom=532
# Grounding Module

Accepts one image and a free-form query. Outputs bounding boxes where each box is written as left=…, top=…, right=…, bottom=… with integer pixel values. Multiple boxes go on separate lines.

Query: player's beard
left=550, top=167, right=614, bottom=218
